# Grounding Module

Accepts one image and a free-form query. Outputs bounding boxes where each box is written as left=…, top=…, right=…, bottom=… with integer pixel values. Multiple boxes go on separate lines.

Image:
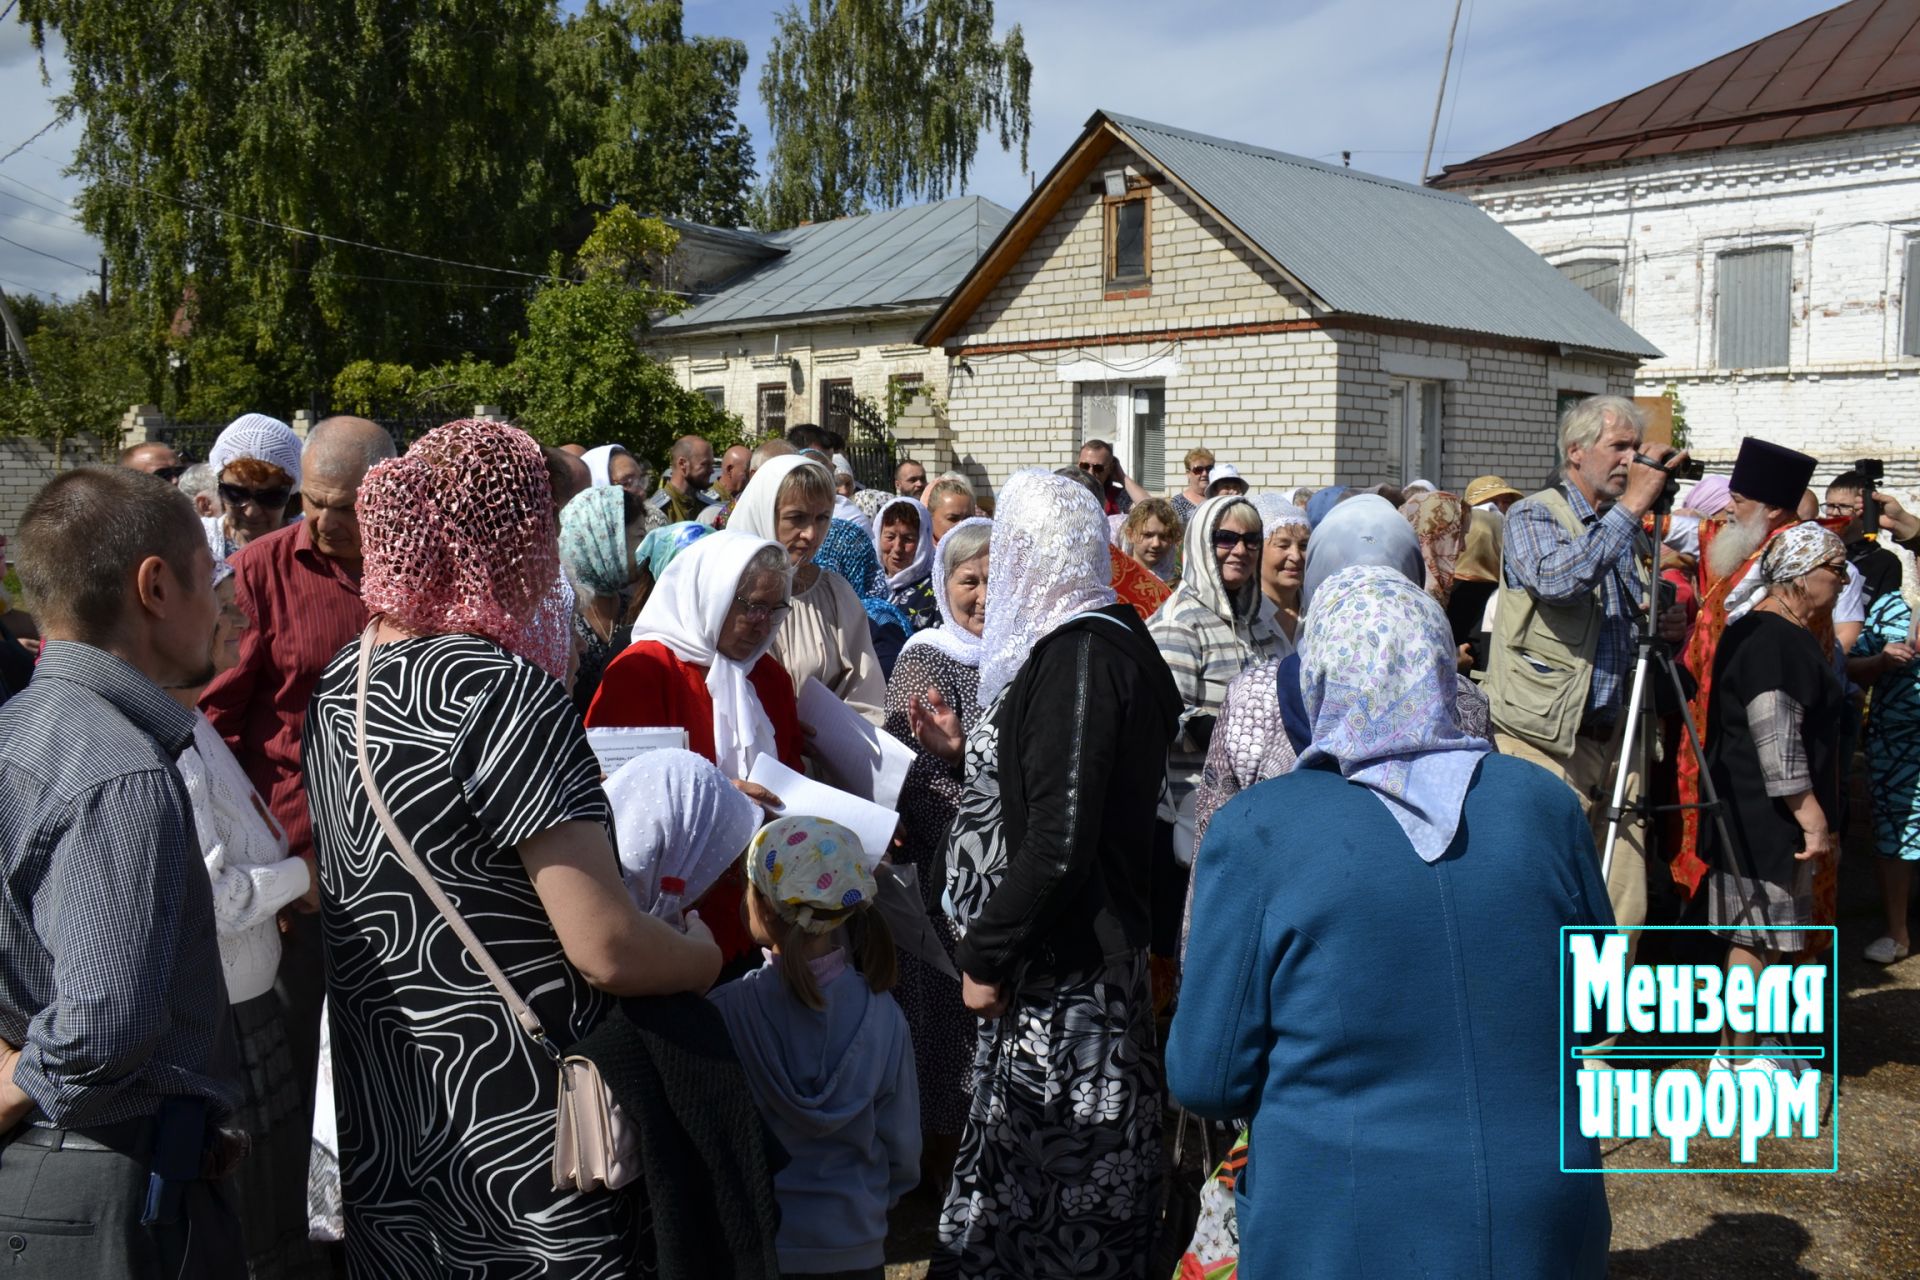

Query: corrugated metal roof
left=1433, top=0, right=1920, bottom=188
left=656, top=196, right=1012, bottom=331
left=1101, top=112, right=1661, bottom=358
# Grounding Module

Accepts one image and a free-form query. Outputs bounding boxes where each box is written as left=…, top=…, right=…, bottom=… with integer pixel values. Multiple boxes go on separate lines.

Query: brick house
left=648, top=198, right=1009, bottom=465
left=1434, top=0, right=1920, bottom=489
left=915, top=111, right=1659, bottom=498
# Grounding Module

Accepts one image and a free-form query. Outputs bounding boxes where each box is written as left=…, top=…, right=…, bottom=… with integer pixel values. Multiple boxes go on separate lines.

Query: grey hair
left=941, top=521, right=992, bottom=574
left=750, top=439, right=797, bottom=471
left=1558, top=395, right=1646, bottom=465
left=17, top=467, right=204, bottom=643
left=177, top=462, right=216, bottom=501
left=739, top=542, right=794, bottom=594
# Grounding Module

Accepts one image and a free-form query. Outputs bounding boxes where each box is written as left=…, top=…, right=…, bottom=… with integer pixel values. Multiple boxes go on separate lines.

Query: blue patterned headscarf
left=813, top=518, right=914, bottom=633
left=636, top=521, right=710, bottom=580
left=1297, top=565, right=1491, bottom=862
left=558, top=485, right=632, bottom=597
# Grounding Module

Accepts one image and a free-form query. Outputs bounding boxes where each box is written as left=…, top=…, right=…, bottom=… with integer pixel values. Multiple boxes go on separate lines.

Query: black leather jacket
left=954, top=604, right=1182, bottom=985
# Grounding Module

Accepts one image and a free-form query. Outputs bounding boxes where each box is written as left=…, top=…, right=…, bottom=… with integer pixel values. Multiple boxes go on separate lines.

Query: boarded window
left=1105, top=192, right=1150, bottom=285
left=1717, top=247, right=1791, bottom=369
left=1556, top=258, right=1621, bottom=315
left=756, top=383, right=787, bottom=436
left=697, top=386, right=725, bottom=411
left=1904, top=240, right=1920, bottom=357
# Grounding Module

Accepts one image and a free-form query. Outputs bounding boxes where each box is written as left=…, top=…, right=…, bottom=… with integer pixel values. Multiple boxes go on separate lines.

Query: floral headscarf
left=1399, top=491, right=1467, bottom=604
left=978, top=469, right=1116, bottom=705
left=747, top=815, right=876, bottom=934
left=636, top=521, right=710, bottom=580
left=359, top=419, right=569, bottom=678
left=1297, top=565, right=1492, bottom=861
left=814, top=518, right=915, bottom=633
left=558, top=485, right=633, bottom=597
left=1758, top=520, right=1846, bottom=585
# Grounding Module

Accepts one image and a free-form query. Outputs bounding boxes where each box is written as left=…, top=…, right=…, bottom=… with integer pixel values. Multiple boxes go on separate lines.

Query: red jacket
left=585, top=641, right=804, bottom=961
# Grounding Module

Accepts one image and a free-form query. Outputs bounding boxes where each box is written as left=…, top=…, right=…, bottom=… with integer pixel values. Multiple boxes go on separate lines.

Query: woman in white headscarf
left=580, top=442, right=654, bottom=496
left=1168, top=564, right=1609, bottom=1280
left=203, top=412, right=304, bottom=560
left=882, top=517, right=991, bottom=1172
left=730, top=453, right=888, bottom=723
left=586, top=530, right=804, bottom=965
left=604, top=747, right=762, bottom=916
left=931, top=472, right=1183, bottom=1280
left=1149, top=494, right=1282, bottom=895
left=873, top=494, right=939, bottom=631
left=1249, top=494, right=1310, bottom=646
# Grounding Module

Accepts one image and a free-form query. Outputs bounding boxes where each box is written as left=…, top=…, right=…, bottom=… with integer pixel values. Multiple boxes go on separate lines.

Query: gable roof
left=1433, top=0, right=1920, bottom=188
left=654, top=196, right=1012, bottom=333
left=918, top=111, right=1660, bottom=360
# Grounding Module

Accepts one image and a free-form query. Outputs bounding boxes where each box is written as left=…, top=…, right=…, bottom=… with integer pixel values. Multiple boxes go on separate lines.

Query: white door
left=1077, top=380, right=1165, bottom=492
left=1385, top=377, right=1442, bottom=483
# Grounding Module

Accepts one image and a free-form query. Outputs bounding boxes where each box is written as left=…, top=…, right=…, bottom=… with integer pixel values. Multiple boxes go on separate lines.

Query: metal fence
left=826, top=383, right=899, bottom=492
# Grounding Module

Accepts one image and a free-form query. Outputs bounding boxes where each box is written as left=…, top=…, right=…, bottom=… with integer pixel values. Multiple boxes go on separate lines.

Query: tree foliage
left=759, top=0, right=1031, bottom=227
left=329, top=208, right=742, bottom=469
left=0, top=295, right=153, bottom=460
left=17, top=0, right=757, bottom=414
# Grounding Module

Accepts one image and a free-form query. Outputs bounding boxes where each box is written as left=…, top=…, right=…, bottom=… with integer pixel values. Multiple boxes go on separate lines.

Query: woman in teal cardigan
left=1168, top=565, right=1613, bottom=1279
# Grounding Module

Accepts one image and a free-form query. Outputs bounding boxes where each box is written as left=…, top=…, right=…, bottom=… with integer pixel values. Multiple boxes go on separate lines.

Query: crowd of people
left=0, top=394, right=1915, bottom=1278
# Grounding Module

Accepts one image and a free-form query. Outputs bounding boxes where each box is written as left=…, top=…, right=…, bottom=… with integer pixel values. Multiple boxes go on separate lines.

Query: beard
left=1706, top=509, right=1772, bottom=581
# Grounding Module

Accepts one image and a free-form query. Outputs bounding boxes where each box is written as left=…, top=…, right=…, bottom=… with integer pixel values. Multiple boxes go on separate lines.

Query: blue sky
left=0, top=0, right=1832, bottom=301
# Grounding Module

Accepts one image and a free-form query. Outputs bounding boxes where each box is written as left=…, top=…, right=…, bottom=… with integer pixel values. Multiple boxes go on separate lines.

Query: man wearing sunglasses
left=118, top=440, right=186, bottom=484
left=1076, top=439, right=1151, bottom=517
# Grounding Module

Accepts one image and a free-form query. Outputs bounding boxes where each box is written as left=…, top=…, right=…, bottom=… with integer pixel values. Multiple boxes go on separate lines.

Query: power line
left=0, top=230, right=96, bottom=275
left=0, top=118, right=61, bottom=169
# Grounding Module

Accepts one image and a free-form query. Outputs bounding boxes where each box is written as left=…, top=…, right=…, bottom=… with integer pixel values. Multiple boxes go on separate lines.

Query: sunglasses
left=153, top=465, right=188, bottom=483
left=1189, top=465, right=1213, bottom=476
left=731, top=597, right=792, bottom=625
left=219, top=482, right=293, bottom=509
left=1211, top=530, right=1263, bottom=553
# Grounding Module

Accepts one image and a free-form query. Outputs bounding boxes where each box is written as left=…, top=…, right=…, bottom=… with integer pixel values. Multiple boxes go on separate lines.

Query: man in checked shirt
left=1482, top=395, right=1690, bottom=982
left=0, top=467, right=246, bottom=1276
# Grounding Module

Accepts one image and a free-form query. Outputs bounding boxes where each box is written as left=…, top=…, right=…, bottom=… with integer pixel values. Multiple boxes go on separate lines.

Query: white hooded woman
left=931, top=470, right=1182, bottom=1280
left=730, top=453, right=889, bottom=723
left=1148, top=494, right=1283, bottom=961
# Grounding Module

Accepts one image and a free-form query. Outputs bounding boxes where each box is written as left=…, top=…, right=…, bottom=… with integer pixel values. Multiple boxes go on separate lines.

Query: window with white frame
left=1717, top=247, right=1792, bottom=369
left=1555, top=257, right=1622, bottom=315
left=1385, top=377, right=1442, bottom=484
left=1076, top=381, right=1166, bottom=492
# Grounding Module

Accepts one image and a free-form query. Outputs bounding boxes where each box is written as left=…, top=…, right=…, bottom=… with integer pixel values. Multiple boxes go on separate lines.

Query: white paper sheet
left=745, top=755, right=898, bottom=871
left=585, top=726, right=689, bottom=775
left=797, top=677, right=917, bottom=811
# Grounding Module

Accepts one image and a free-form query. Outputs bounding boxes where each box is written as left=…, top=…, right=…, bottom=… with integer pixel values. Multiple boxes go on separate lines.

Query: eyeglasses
left=1211, top=530, right=1263, bottom=553
left=153, top=465, right=187, bottom=483
left=219, top=482, right=293, bottom=508
left=1821, top=501, right=1863, bottom=516
left=731, top=597, right=792, bottom=624
left=1188, top=464, right=1213, bottom=476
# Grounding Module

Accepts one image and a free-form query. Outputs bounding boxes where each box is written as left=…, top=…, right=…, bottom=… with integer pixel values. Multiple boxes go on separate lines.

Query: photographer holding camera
left=1485, top=395, right=1690, bottom=977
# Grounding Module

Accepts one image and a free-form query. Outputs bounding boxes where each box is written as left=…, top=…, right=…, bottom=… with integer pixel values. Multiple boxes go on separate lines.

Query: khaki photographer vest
left=1483, top=486, right=1606, bottom=758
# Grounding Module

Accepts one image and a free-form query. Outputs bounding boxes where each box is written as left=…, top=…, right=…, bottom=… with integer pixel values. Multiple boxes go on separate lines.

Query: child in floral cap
left=708, top=816, right=920, bottom=1278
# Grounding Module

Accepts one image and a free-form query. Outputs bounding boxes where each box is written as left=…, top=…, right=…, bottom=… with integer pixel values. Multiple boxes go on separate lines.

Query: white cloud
left=0, top=26, right=97, bottom=301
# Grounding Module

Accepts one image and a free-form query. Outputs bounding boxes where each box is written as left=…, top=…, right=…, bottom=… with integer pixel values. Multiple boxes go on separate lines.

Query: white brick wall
left=648, top=314, right=951, bottom=441
left=1455, top=125, right=1920, bottom=490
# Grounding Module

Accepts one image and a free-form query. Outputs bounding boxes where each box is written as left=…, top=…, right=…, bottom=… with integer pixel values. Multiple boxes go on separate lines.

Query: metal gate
left=824, top=382, right=899, bottom=492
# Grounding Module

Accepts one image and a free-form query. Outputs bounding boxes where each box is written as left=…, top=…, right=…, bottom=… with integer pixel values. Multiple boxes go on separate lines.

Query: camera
left=1632, top=452, right=1706, bottom=482
left=1858, top=458, right=1886, bottom=535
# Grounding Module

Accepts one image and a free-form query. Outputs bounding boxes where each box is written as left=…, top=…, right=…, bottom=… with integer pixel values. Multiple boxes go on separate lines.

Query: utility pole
left=0, top=284, right=38, bottom=389
left=1420, top=0, right=1467, bottom=184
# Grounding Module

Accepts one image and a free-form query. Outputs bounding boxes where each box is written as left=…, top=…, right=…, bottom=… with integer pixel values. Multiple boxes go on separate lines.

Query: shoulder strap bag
left=351, top=623, right=638, bottom=1194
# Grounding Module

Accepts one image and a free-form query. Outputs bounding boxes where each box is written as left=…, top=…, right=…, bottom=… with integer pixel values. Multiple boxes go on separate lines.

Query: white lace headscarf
left=977, top=470, right=1116, bottom=705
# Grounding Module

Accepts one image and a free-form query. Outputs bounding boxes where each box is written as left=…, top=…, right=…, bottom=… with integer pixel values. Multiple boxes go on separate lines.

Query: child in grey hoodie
left=710, top=816, right=921, bottom=1279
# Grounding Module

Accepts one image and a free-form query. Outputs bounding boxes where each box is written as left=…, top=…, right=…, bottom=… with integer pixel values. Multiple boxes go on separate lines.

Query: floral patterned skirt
left=930, top=953, right=1163, bottom=1280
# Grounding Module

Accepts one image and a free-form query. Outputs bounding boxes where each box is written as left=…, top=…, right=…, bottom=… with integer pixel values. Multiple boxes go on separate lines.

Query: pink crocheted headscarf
left=358, top=419, right=570, bottom=678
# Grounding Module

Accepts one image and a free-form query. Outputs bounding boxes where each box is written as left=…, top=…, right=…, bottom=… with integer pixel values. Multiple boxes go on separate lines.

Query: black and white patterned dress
left=304, top=633, right=645, bottom=1277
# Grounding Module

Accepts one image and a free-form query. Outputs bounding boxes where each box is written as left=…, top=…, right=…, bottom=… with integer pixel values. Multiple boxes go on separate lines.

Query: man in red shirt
left=200, top=415, right=394, bottom=1113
